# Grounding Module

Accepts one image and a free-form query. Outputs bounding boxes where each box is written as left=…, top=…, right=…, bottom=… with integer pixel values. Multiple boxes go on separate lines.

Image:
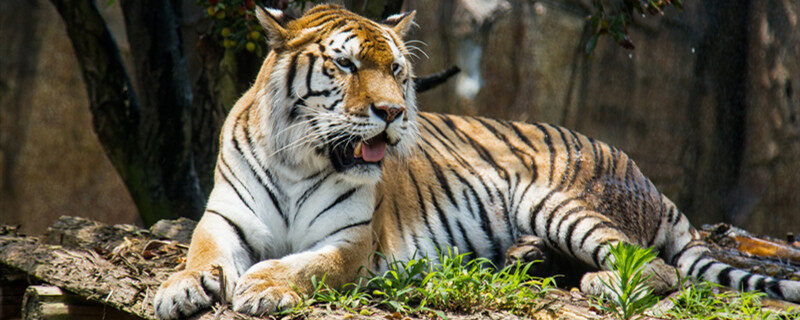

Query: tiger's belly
left=373, top=156, right=529, bottom=268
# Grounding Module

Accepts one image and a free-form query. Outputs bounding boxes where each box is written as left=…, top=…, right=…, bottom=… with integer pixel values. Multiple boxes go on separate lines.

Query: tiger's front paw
left=153, top=269, right=221, bottom=319
left=580, top=270, right=619, bottom=299
left=232, top=262, right=301, bottom=315
left=505, top=235, right=554, bottom=277
left=505, top=235, right=550, bottom=266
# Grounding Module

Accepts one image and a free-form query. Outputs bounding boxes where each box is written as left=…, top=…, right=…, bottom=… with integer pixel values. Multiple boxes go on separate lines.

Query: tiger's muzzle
left=329, top=131, right=389, bottom=171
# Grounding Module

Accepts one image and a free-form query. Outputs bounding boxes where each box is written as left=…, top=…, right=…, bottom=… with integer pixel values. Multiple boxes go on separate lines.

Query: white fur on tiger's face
left=259, top=6, right=418, bottom=184
left=153, top=4, right=800, bottom=319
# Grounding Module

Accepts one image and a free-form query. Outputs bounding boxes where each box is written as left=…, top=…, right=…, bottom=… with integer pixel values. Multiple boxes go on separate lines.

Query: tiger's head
left=253, top=4, right=418, bottom=184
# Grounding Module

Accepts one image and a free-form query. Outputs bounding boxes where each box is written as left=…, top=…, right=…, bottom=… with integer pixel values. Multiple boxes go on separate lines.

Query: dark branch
left=414, top=66, right=461, bottom=93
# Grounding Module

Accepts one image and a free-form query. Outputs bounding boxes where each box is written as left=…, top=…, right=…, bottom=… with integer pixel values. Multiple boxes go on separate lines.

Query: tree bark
left=48, top=0, right=185, bottom=225
left=677, top=1, right=750, bottom=226
left=120, top=0, right=206, bottom=222
left=731, top=0, right=800, bottom=234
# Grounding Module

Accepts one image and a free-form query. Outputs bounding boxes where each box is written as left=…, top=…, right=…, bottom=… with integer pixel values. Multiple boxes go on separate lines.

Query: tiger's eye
left=391, top=62, right=402, bottom=75
left=335, top=57, right=355, bottom=71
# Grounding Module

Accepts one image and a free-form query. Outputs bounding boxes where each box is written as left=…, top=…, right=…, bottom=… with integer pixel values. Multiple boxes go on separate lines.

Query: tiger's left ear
left=382, top=11, right=416, bottom=38
left=255, top=6, right=295, bottom=48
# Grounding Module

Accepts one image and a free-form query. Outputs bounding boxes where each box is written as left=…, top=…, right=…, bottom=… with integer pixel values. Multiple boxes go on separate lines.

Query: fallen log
left=0, top=217, right=262, bottom=320
left=701, top=223, right=800, bottom=280
left=1, top=216, right=799, bottom=320
left=21, top=285, right=139, bottom=320
left=0, top=235, right=156, bottom=319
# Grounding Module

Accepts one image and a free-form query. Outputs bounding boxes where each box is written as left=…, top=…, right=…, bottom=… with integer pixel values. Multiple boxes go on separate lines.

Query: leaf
left=586, top=34, right=600, bottom=54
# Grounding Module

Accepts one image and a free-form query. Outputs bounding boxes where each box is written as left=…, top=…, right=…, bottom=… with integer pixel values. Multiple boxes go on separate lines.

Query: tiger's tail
left=664, top=202, right=800, bottom=302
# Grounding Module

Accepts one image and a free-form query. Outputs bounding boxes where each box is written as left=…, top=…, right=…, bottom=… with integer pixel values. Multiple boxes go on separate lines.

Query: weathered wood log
left=149, top=218, right=196, bottom=245
left=21, top=285, right=139, bottom=320
left=0, top=235, right=158, bottom=319
left=701, top=223, right=800, bottom=280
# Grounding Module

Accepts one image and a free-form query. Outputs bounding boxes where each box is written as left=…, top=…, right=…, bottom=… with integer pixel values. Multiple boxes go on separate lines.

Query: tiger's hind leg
left=505, top=235, right=593, bottom=287
left=580, top=257, right=680, bottom=297
left=525, top=199, right=678, bottom=296
left=569, top=221, right=679, bottom=296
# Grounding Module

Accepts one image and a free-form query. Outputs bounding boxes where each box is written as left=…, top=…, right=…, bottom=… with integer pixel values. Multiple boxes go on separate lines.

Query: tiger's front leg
left=231, top=225, right=373, bottom=315
left=154, top=213, right=251, bottom=319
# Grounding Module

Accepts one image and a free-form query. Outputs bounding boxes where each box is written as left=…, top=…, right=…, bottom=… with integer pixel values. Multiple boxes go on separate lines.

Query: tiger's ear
left=382, top=11, right=416, bottom=38
left=255, top=7, right=294, bottom=48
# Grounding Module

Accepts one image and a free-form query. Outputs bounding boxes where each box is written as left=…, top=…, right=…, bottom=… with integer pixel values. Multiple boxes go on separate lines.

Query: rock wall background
left=0, top=0, right=140, bottom=234
left=1, top=0, right=798, bottom=236
left=407, top=0, right=800, bottom=236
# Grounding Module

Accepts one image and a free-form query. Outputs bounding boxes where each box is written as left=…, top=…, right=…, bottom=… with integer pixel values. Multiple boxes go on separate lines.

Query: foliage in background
left=586, top=0, right=684, bottom=53
left=197, top=0, right=320, bottom=56
left=596, top=242, right=659, bottom=320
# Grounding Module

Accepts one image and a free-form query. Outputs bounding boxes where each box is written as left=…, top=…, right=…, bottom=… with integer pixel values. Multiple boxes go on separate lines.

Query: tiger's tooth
left=354, top=142, right=363, bottom=158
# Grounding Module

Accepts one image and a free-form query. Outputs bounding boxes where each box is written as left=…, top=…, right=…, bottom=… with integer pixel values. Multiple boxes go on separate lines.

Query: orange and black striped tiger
left=153, top=4, right=800, bottom=318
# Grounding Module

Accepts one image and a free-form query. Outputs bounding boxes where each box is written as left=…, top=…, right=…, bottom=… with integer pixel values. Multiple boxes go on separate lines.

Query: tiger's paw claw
left=232, top=275, right=300, bottom=315
left=580, top=270, right=618, bottom=298
left=154, top=269, right=220, bottom=319
left=505, top=235, right=556, bottom=277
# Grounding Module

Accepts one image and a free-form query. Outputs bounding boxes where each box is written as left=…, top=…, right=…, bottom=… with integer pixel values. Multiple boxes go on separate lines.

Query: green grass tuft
left=288, top=247, right=556, bottom=317
left=667, top=281, right=799, bottom=320
left=279, top=245, right=799, bottom=319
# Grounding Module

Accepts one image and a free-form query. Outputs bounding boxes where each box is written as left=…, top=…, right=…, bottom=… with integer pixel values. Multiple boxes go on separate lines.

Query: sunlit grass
left=285, top=247, right=556, bottom=317
left=278, top=245, right=799, bottom=319
left=666, top=281, right=799, bottom=320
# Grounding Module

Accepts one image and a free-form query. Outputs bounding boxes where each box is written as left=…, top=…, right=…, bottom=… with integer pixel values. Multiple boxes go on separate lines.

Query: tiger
left=153, top=4, right=800, bottom=319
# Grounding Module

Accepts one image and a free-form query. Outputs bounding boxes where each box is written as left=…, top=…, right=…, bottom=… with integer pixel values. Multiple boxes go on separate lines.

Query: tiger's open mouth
left=330, top=132, right=388, bottom=171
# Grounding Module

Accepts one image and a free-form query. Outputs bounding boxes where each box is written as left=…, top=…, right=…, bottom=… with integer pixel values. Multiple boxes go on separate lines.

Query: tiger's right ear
left=255, top=7, right=294, bottom=48
left=382, top=11, right=416, bottom=38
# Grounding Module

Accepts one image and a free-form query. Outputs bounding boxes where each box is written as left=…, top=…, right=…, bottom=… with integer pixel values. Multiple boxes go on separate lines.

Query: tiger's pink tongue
left=362, top=139, right=386, bottom=162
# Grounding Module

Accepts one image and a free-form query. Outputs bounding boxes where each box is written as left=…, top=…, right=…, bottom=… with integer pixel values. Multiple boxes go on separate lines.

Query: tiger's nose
left=371, top=103, right=405, bottom=123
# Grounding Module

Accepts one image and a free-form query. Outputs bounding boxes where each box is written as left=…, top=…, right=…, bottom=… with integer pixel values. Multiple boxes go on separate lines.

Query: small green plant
left=312, top=275, right=372, bottom=312
left=366, top=253, right=430, bottom=312
left=417, top=247, right=553, bottom=315
left=597, top=242, right=659, bottom=320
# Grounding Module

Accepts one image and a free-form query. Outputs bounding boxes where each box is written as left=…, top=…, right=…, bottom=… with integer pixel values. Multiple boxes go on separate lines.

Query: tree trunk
left=119, top=0, right=206, bottom=222
left=48, top=0, right=184, bottom=225
left=677, top=0, right=750, bottom=226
